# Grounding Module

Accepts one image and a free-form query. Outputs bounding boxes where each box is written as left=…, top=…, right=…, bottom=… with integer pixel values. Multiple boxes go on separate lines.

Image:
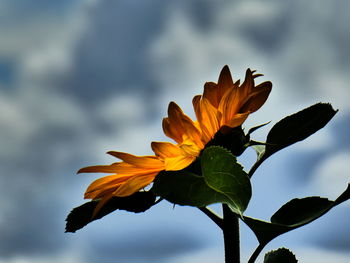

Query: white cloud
left=0, top=251, right=84, bottom=263
left=97, top=94, right=147, bottom=127
left=312, top=151, right=350, bottom=200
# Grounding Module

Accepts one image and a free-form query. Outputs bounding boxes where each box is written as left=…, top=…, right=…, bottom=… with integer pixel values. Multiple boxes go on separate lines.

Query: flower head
left=78, top=66, right=272, bottom=213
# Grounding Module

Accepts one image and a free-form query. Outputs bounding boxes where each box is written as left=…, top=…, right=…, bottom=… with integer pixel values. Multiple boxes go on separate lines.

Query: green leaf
left=249, top=103, right=337, bottom=177
left=243, top=184, right=350, bottom=244
left=152, top=170, right=231, bottom=207
left=65, top=191, right=156, bottom=233
left=271, top=197, right=332, bottom=226
left=252, top=145, right=265, bottom=160
left=264, top=248, right=297, bottom=263
left=201, top=146, right=252, bottom=215
left=152, top=146, right=252, bottom=214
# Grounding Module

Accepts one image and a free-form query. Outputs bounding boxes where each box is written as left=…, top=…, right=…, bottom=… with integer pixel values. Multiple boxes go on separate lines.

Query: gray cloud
left=62, top=0, right=169, bottom=107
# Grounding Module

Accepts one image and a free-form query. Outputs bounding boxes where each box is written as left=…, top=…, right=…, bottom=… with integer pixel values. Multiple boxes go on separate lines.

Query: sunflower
left=78, top=66, right=272, bottom=212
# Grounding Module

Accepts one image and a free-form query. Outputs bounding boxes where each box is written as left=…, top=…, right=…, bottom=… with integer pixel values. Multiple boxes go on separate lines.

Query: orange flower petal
left=91, top=193, right=114, bottom=219
left=180, top=143, right=201, bottom=156
left=113, top=173, right=158, bottom=197
left=203, top=82, right=219, bottom=108
left=77, top=162, right=149, bottom=174
left=200, top=98, right=220, bottom=139
left=167, top=101, right=203, bottom=148
left=181, top=118, right=204, bottom=148
left=162, top=117, right=183, bottom=143
left=80, top=162, right=162, bottom=175
left=85, top=185, right=118, bottom=200
left=217, top=65, right=235, bottom=100
left=218, top=84, right=240, bottom=124
left=78, top=164, right=122, bottom=174
left=84, top=174, right=133, bottom=197
left=236, top=68, right=255, bottom=101
left=192, top=95, right=209, bottom=141
left=107, top=151, right=164, bottom=169
left=164, top=155, right=196, bottom=171
left=193, top=95, right=220, bottom=143
left=240, top=82, right=272, bottom=113
left=151, top=141, right=182, bottom=159
left=223, top=112, right=250, bottom=128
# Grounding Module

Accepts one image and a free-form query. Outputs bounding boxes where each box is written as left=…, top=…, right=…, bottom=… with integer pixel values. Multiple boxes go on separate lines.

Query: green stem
left=248, top=158, right=263, bottom=178
left=222, top=204, right=240, bottom=263
left=198, top=207, right=224, bottom=229
left=247, top=243, right=267, bottom=263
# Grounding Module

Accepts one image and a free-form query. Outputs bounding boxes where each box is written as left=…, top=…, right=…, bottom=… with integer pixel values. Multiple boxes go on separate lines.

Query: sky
left=0, top=0, right=349, bottom=262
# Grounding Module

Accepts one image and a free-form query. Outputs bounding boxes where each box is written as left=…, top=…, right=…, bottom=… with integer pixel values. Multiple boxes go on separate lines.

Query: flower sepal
left=205, top=126, right=250, bottom=156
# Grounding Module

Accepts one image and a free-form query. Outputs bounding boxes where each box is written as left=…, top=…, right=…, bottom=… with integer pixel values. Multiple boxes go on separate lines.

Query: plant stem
left=247, top=243, right=266, bottom=263
left=222, top=204, right=240, bottom=263
left=198, top=207, right=224, bottom=229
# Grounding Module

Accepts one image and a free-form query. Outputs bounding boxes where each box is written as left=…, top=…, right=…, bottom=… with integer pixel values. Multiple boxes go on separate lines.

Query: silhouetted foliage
left=65, top=191, right=156, bottom=233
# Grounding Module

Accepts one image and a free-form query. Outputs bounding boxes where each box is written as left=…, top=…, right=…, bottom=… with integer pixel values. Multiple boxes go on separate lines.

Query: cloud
left=58, top=0, right=170, bottom=106
left=0, top=0, right=99, bottom=258
left=312, top=151, right=350, bottom=199
left=0, top=251, right=84, bottom=263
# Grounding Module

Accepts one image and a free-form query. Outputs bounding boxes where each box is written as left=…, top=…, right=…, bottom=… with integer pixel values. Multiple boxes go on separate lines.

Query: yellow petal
left=181, top=117, right=204, bottom=148
left=222, top=112, right=250, bottom=128
left=218, top=85, right=240, bottom=124
left=162, top=117, right=183, bottom=144
left=240, top=81, right=272, bottom=113
left=107, top=151, right=164, bottom=169
left=78, top=160, right=164, bottom=175
left=203, top=82, right=219, bottom=108
left=200, top=98, right=220, bottom=139
left=85, top=185, right=118, bottom=200
left=237, top=68, right=255, bottom=101
left=164, top=155, right=196, bottom=171
left=78, top=164, right=122, bottom=174
left=192, top=95, right=210, bottom=142
left=217, top=65, right=235, bottom=100
left=167, top=101, right=203, bottom=148
left=113, top=173, right=158, bottom=197
left=193, top=95, right=220, bottom=144
left=91, top=193, right=114, bottom=219
left=84, top=174, right=134, bottom=198
left=151, top=141, right=182, bottom=158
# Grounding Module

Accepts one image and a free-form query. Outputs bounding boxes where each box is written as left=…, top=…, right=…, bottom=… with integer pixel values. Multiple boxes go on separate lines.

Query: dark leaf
left=266, top=103, right=337, bottom=155
left=201, top=146, right=252, bottom=215
left=271, top=197, right=332, bottom=226
left=65, top=191, right=156, bottom=233
left=243, top=184, right=350, bottom=244
left=249, top=103, right=337, bottom=177
left=152, top=170, right=231, bottom=207
left=264, top=248, right=297, bottom=263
